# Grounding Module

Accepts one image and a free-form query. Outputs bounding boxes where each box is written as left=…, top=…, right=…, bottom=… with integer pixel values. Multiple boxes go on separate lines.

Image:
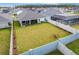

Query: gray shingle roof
left=0, top=13, right=12, bottom=22
left=0, top=15, right=10, bottom=22
left=17, top=11, right=46, bottom=21
left=40, top=8, right=62, bottom=16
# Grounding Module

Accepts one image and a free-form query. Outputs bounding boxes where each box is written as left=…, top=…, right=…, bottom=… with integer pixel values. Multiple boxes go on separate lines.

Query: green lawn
left=46, top=49, right=63, bottom=55
left=74, top=11, right=79, bottom=14
left=67, top=39, right=79, bottom=55
left=72, top=24, right=79, bottom=30
left=14, top=21, right=70, bottom=54
left=0, top=28, right=11, bottom=55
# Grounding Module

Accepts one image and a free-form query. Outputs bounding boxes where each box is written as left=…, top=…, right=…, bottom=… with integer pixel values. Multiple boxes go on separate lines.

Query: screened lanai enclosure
left=51, top=14, right=79, bottom=25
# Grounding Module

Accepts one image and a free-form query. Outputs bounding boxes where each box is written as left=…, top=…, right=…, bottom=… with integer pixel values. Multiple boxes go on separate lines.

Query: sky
left=0, top=3, right=28, bottom=7
left=0, top=3, right=79, bottom=7
left=0, top=3, right=52, bottom=7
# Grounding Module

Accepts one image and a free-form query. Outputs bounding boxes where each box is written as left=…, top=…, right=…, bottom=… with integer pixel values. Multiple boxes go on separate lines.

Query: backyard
left=0, top=28, right=11, bottom=55
left=14, top=21, right=71, bottom=54
left=67, top=39, right=79, bottom=55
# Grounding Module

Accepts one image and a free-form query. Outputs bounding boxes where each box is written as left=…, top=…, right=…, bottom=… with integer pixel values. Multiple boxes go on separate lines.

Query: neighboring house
left=71, top=7, right=79, bottom=13
left=30, top=8, right=47, bottom=13
left=14, top=8, right=32, bottom=15
left=0, top=7, right=13, bottom=13
left=51, top=13, right=79, bottom=25
left=17, top=11, right=47, bottom=26
left=0, top=13, right=12, bottom=28
left=39, top=8, right=62, bottom=20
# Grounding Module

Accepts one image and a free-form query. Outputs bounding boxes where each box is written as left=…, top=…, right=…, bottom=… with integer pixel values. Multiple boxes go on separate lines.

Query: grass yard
left=0, top=28, right=11, bottom=55
left=72, top=24, right=79, bottom=30
left=74, top=11, right=79, bottom=14
left=46, top=50, right=63, bottom=55
left=14, top=21, right=71, bottom=54
left=67, top=39, right=79, bottom=55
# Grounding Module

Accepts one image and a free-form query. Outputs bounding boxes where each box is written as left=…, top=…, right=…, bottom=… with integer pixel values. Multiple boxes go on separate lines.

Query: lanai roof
left=53, top=13, right=79, bottom=20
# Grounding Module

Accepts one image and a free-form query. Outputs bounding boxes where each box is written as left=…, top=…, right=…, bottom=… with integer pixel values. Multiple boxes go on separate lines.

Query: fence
left=21, top=40, right=58, bottom=55
left=9, top=21, right=13, bottom=55
left=59, top=33, right=79, bottom=45
left=21, top=33, right=79, bottom=55
left=47, top=19, right=79, bottom=34
left=57, top=42, right=76, bottom=55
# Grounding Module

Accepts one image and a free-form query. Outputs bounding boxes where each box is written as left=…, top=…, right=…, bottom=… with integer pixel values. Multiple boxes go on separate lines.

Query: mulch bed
left=13, top=26, right=17, bottom=55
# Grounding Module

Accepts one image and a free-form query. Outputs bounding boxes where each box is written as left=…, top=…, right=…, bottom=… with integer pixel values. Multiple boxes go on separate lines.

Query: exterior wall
left=57, top=42, right=76, bottom=55
left=21, top=40, right=58, bottom=55
left=39, top=18, right=46, bottom=22
left=0, top=22, right=10, bottom=28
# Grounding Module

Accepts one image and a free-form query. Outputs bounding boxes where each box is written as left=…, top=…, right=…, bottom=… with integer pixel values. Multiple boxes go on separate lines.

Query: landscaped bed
left=14, top=21, right=71, bottom=54
left=0, top=28, right=11, bottom=55
left=46, top=49, right=63, bottom=55
left=67, top=39, right=79, bottom=55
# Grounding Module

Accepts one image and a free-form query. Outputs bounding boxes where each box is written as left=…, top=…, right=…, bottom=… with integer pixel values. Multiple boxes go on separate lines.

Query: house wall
left=39, top=18, right=46, bottom=22
left=0, top=22, right=10, bottom=28
left=38, top=16, right=50, bottom=22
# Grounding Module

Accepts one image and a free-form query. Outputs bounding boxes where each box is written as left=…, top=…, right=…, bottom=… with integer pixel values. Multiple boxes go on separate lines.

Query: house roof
left=53, top=13, right=79, bottom=20
left=14, top=8, right=33, bottom=15
left=0, top=15, right=10, bottom=23
left=17, top=11, right=46, bottom=21
left=40, top=8, right=62, bottom=16
left=0, top=13, right=12, bottom=22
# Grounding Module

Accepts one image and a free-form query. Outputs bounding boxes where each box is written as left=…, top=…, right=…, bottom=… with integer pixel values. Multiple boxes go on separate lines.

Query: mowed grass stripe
left=67, top=39, right=79, bottom=54
left=72, top=24, right=79, bottom=30
left=14, top=21, right=70, bottom=54
left=0, top=28, right=10, bottom=55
